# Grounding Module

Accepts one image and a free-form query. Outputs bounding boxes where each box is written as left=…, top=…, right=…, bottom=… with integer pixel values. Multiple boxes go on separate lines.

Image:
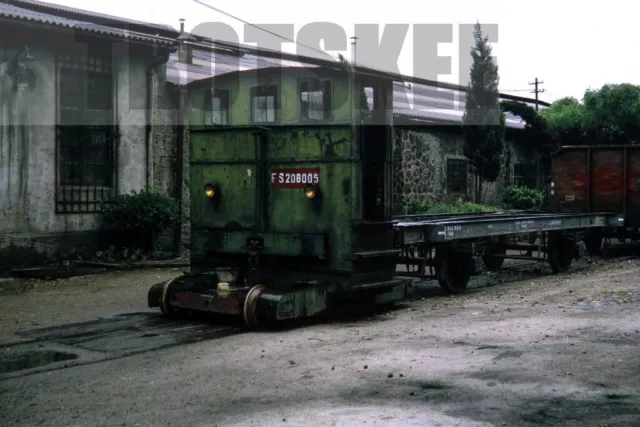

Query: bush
left=502, top=185, right=544, bottom=210
left=101, top=189, right=179, bottom=251
left=406, top=201, right=498, bottom=215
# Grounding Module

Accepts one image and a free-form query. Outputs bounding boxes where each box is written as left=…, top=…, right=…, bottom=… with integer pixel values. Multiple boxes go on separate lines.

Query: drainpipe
left=145, top=50, right=171, bottom=189
left=175, top=85, right=186, bottom=255
left=350, top=36, right=358, bottom=134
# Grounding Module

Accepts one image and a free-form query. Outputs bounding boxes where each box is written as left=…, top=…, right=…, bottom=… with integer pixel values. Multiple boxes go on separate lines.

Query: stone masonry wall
left=393, top=127, right=529, bottom=214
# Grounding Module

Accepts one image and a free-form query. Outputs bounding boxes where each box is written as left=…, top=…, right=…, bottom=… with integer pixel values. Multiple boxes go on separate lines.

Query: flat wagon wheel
left=435, top=245, right=472, bottom=294
left=547, top=231, right=573, bottom=274
left=482, top=236, right=507, bottom=271
left=585, top=228, right=603, bottom=256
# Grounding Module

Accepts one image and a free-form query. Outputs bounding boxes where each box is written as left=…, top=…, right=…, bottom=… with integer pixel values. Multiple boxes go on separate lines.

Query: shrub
left=406, top=201, right=498, bottom=215
left=502, top=185, right=544, bottom=210
left=101, top=189, right=179, bottom=251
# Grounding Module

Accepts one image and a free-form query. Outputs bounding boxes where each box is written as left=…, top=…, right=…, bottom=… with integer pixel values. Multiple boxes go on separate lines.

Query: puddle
left=0, top=350, right=78, bottom=374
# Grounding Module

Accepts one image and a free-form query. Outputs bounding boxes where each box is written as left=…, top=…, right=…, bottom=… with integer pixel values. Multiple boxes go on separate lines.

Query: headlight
left=304, top=184, right=318, bottom=199
left=204, top=183, right=216, bottom=198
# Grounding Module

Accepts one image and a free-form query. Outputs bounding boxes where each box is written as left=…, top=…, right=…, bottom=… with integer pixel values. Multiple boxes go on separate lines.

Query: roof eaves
left=0, top=4, right=177, bottom=47
left=6, top=0, right=177, bottom=34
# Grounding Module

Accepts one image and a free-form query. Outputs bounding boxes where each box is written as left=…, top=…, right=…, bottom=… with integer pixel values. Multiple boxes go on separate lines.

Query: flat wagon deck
left=392, top=210, right=624, bottom=293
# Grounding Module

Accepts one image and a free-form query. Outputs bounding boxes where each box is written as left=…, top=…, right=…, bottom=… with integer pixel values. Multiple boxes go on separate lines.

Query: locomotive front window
left=251, top=85, right=278, bottom=123
left=204, top=88, right=229, bottom=125
left=300, top=79, right=331, bottom=121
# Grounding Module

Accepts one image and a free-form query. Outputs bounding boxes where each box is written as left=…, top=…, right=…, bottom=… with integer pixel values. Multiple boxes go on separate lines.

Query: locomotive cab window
left=204, top=88, right=229, bottom=125
left=251, top=85, right=278, bottom=123
left=300, top=78, right=331, bottom=121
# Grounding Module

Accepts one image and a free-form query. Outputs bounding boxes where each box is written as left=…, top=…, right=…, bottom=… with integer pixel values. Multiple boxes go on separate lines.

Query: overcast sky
left=47, top=0, right=638, bottom=104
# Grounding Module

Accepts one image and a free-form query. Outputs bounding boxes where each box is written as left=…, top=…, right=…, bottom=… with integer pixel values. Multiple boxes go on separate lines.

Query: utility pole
left=529, top=78, right=545, bottom=111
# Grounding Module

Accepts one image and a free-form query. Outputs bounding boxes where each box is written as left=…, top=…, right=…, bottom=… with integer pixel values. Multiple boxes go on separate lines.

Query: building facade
left=0, top=1, right=178, bottom=270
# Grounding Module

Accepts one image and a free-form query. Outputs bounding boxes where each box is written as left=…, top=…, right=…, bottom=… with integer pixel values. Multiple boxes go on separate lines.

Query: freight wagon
left=550, top=145, right=640, bottom=254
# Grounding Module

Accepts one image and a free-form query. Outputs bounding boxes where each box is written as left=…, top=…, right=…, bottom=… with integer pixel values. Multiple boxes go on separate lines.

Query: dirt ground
left=1, top=253, right=640, bottom=426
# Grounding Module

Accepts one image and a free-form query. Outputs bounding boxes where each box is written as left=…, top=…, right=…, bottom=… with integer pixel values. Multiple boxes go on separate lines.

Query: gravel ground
left=1, top=252, right=640, bottom=426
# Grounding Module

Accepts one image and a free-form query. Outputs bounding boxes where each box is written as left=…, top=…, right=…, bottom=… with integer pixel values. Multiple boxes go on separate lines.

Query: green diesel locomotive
left=148, top=65, right=414, bottom=328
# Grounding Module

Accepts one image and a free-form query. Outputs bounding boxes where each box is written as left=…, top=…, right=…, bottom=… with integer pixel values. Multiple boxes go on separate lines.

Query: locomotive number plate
left=270, top=168, right=319, bottom=188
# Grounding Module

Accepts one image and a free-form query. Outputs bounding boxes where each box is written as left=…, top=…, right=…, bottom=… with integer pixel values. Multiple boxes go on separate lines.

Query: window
left=446, top=158, right=468, bottom=193
left=513, top=163, right=538, bottom=189
left=300, top=79, right=331, bottom=121
left=250, top=85, right=277, bottom=123
left=56, top=52, right=115, bottom=213
left=204, top=88, right=229, bottom=125
left=360, top=86, right=374, bottom=123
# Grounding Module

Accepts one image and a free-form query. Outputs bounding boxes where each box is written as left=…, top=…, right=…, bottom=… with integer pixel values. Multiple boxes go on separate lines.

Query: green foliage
left=502, top=185, right=544, bottom=210
left=101, top=189, right=179, bottom=250
left=541, top=84, right=640, bottom=147
left=582, top=83, right=640, bottom=144
left=462, top=22, right=505, bottom=189
left=501, top=100, right=551, bottom=150
left=539, top=97, right=586, bottom=145
left=406, top=201, right=498, bottom=215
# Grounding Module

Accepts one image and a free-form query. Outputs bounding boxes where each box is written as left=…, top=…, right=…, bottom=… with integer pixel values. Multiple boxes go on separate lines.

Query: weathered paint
left=190, top=125, right=355, bottom=272
left=187, top=68, right=359, bottom=127
left=550, top=145, right=640, bottom=226
left=0, top=28, right=176, bottom=268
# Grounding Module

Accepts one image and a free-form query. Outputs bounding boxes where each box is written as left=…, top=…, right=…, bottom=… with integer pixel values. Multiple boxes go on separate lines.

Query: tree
left=539, top=97, right=586, bottom=146
left=462, top=22, right=505, bottom=202
left=501, top=100, right=550, bottom=152
left=541, top=85, right=640, bottom=147
left=501, top=100, right=553, bottom=186
left=582, top=83, right=640, bottom=144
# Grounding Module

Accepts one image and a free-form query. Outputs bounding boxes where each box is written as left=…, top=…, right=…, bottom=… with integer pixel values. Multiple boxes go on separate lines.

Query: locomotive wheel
left=585, top=228, right=603, bottom=256
left=243, top=284, right=266, bottom=330
left=160, top=277, right=179, bottom=315
left=436, top=246, right=472, bottom=294
left=482, top=237, right=507, bottom=271
left=547, top=232, right=573, bottom=274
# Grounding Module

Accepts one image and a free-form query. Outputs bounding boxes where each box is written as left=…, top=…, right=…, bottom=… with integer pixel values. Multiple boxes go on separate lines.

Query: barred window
left=446, top=158, right=468, bottom=193
left=56, top=52, right=115, bottom=213
left=513, top=163, right=538, bottom=189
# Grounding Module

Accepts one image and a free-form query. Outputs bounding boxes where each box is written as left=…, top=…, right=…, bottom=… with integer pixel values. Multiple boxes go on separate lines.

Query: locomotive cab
left=148, top=65, right=412, bottom=328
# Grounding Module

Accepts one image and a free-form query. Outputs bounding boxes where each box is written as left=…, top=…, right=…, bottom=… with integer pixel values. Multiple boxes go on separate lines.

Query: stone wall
left=393, top=127, right=531, bottom=214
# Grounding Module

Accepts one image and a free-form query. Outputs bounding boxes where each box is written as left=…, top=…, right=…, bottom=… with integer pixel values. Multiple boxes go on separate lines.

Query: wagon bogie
left=481, top=236, right=508, bottom=271
left=434, top=244, right=475, bottom=294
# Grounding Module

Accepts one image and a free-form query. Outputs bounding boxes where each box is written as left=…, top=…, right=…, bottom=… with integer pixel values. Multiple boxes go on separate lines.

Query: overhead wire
left=191, top=0, right=341, bottom=62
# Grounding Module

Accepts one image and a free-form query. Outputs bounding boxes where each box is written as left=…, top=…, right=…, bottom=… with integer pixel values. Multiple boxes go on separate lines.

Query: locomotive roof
left=167, top=41, right=545, bottom=129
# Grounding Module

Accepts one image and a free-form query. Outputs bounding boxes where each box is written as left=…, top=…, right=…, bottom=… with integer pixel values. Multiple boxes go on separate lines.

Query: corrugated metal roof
left=166, top=48, right=319, bottom=86
left=6, top=0, right=176, bottom=33
left=168, top=46, right=527, bottom=129
left=0, top=2, right=176, bottom=46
